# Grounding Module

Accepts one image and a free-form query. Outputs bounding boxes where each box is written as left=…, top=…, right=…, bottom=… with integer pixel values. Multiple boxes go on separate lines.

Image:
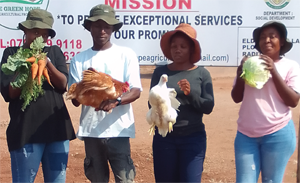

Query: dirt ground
left=0, top=66, right=299, bottom=183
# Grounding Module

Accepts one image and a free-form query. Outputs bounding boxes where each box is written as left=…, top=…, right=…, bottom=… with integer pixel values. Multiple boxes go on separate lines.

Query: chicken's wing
left=80, top=70, right=114, bottom=94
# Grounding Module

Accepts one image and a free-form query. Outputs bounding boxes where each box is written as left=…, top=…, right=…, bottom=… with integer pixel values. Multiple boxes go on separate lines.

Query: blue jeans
left=235, top=120, right=296, bottom=183
left=10, top=140, right=70, bottom=183
left=153, top=132, right=206, bottom=182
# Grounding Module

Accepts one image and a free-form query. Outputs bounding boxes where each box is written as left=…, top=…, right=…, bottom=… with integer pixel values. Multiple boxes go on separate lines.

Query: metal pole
left=297, top=118, right=300, bottom=183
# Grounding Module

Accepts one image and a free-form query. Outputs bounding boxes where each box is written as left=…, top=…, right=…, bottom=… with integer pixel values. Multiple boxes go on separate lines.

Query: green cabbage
left=240, top=56, right=270, bottom=89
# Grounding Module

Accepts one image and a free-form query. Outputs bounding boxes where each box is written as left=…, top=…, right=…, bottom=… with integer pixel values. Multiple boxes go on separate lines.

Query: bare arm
left=231, top=77, right=245, bottom=103
left=97, top=88, right=141, bottom=112
left=271, top=71, right=299, bottom=107
left=261, top=55, right=300, bottom=107
left=119, top=88, right=141, bottom=105
left=231, top=57, right=247, bottom=103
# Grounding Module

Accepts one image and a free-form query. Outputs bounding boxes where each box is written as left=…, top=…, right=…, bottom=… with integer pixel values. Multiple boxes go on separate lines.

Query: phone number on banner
left=0, top=38, right=82, bottom=62
left=47, top=39, right=81, bottom=61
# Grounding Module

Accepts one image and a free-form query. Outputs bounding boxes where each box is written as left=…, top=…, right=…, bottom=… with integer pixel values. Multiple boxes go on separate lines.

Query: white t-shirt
left=68, top=44, right=142, bottom=139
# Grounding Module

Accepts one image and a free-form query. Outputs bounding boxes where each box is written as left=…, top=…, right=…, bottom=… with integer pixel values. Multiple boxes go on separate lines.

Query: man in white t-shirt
left=68, top=4, right=142, bottom=183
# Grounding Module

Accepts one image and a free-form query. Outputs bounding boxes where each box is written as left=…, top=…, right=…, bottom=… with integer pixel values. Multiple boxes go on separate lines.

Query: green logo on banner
left=264, top=0, right=290, bottom=9
left=0, top=0, right=43, bottom=4
left=0, top=0, right=49, bottom=30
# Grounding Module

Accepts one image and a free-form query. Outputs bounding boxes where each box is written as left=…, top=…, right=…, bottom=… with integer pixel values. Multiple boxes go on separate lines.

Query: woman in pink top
left=232, top=21, right=300, bottom=182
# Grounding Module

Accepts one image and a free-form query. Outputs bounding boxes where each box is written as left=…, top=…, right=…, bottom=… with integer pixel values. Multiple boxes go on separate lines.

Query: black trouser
left=83, top=137, right=136, bottom=183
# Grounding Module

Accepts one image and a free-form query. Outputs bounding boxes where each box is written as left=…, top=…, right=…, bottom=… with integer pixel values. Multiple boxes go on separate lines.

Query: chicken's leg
left=168, top=122, right=173, bottom=133
left=148, top=124, right=156, bottom=135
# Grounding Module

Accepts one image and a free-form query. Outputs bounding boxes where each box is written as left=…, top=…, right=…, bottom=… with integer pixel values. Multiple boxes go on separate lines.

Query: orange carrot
left=31, top=63, right=38, bottom=79
left=37, top=59, right=47, bottom=85
left=43, top=68, right=53, bottom=87
left=26, top=57, right=36, bottom=63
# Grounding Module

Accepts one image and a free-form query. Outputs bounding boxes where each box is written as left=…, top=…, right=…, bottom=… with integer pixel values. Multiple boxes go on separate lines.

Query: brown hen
left=66, top=68, right=129, bottom=109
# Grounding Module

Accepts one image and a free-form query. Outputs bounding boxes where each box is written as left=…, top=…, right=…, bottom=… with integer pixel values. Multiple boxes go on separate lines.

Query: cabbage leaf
left=1, top=36, right=46, bottom=111
left=240, top=56, right=270, bottom=89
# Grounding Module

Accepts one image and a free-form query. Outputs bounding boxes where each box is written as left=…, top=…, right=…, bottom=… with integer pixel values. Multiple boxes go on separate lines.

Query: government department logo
left=0, top=0, right=49, bottom=30
left=264, top=0, right=290, bottom=9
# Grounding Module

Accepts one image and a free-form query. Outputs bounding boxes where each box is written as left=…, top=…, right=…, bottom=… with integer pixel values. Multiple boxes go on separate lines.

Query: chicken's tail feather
left=169, top=89, right=180, bottom=111
left=158, top=128, right=168, bottom=137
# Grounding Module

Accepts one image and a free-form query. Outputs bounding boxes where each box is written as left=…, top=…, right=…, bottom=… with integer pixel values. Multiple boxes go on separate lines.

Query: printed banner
left=0, top=0, right=299, bottom=66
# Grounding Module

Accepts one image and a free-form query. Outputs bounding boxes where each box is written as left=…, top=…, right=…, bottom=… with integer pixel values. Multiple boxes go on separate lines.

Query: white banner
left=0, top=0, right=299, bottom=66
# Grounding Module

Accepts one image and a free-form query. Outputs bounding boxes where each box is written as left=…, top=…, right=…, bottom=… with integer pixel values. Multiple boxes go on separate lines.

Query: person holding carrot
left=0, top=9, right=76, bottom=183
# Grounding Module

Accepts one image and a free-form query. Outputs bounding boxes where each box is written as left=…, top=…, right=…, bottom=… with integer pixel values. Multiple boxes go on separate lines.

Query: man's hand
left=71, top=98, right=81, bottom=107
left=87, top=67, right=97, bottom=72
left=95, top=99, right=118, bottom=112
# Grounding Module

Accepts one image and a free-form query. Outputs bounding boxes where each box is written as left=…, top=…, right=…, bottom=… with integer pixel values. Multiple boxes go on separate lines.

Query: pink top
left=236, top=57, right=300, bottom=137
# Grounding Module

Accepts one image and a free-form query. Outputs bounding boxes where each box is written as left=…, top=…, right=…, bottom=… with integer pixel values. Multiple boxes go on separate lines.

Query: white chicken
left=146, top=74, right=180, bottom=137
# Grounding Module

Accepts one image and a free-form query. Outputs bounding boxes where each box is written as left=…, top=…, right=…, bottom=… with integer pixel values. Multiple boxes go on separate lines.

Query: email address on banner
left=138, top=55, right=169, bottom=63
left=200, top=54, right=229, bottom=63
left=138, top=54, right=229, bottom=63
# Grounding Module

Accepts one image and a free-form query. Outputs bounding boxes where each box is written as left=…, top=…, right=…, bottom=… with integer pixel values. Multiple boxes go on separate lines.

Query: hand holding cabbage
left=240, top=56, right=270, bottom=89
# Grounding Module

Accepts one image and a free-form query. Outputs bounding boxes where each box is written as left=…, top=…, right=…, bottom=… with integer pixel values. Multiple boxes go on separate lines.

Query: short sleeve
left=52, top=46, right=68, bottom=79
left=123, top=48, right=142, bottom=91
left=287, top=62, right=300, bottom=93
left=68, top=55, right=81, bottom=89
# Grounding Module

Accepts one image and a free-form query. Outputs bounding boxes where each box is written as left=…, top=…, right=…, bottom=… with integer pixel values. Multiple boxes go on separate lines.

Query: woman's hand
left=44, top=56, right=49, bottom=65
left=259, top=55, right=299, bottom=107
left=178, top=79, right=190, bottom=95
left=231, top=56, right=248, bottom=103
left=45, top=57, right=67, bottom=91
left=260, top=55, right=277, bottom=75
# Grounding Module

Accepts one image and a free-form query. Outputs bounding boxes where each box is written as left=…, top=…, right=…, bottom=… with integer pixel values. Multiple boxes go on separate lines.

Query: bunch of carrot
left=26, top=56, right=52, bottom=87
